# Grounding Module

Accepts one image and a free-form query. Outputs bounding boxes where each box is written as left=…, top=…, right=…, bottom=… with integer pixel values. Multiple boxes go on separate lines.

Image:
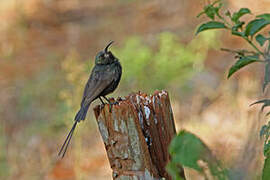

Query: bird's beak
left=104, top=41, right=114, bottom=53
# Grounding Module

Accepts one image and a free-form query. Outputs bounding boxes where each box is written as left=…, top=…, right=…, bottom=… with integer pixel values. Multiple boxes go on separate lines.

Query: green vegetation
left=113, top=31, right=219, bottom=93
left=0, top=125, right=8, bottom=178
left=167, top=130, right=227, bottom=180
left=167, top=0, right=270, bottom=179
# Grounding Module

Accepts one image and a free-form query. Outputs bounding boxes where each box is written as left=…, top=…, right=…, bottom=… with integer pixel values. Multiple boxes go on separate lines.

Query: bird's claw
left=109, top=103, right=112, bottom=113
left=108, top=101, right=118, bottom=113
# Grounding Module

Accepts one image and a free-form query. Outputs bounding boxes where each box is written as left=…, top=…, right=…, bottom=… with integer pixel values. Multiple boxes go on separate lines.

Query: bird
left=58, top=41, right=122, bottom=158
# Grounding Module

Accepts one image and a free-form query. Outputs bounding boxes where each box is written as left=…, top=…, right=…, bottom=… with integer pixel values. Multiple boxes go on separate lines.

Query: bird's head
left=95, top=41, right=116, bottom=65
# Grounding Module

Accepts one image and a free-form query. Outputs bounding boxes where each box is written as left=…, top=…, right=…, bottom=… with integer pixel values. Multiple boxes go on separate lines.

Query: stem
left=215, top=9, right=263, bottom=56
left=220, top=48, right=256, bottom=55
left=243, top=36, right=264, bottom=56
left=216, top=13, right=231, bottom=28
left=220, top=48, right=265, bottom=62
left=267, top=41, right=270, bottom=55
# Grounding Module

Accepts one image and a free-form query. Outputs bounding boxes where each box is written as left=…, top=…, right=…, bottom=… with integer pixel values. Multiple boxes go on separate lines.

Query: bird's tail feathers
left=74, top=106, right=89, bottom=122
left=58, top=120, right=77, bottom=158
left=58, top=106, right=89, bottom=158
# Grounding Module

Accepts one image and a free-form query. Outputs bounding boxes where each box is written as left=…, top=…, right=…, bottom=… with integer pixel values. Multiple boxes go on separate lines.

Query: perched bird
left=58, top=41, right=122, bottom=158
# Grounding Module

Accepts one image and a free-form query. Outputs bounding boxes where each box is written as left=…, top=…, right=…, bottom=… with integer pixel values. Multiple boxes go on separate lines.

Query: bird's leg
left=102, top=96, right=110, bottom=103
left=103, top=96, right=112, bottom=112
left=103, top=96, right=117, bottom=112
left=99, top=97, right=105, bottom=106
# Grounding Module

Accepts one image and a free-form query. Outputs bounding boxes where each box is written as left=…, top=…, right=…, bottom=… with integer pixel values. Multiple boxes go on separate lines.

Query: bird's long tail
left=58, top=106, right=89, bottom=158
left=74, top=106, right=88, bottom=122
left=58, top=120, right=77, bottom=158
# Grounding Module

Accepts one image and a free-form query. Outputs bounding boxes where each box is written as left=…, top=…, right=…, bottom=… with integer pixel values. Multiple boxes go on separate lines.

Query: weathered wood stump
left=94, top=90, right=185, bottom=180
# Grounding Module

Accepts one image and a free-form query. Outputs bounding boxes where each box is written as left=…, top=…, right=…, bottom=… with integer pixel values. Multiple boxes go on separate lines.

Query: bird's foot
left=109, top=103, right=112, bottom=113
left=102, top=96, right=117, bottom=113
left=108, top=101, right=118, bottom=113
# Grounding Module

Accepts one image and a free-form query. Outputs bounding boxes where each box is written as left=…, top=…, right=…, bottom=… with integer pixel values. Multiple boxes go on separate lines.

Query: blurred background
left=0, top=0, right=270, bottom=179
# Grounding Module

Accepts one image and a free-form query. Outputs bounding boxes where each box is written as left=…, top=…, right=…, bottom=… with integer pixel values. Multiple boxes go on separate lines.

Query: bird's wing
left=80, top=65, right=114, bottom=108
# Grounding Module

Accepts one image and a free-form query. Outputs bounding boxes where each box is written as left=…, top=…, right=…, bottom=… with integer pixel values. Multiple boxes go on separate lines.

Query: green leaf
left=166, top=162, right=184, bottom=180
left=232, top=8, right=251, bottom=23
left=197, top=0, right=222, bottom=20
left=228, top=55, right=260, bottom=78
left=196, top=21, right=227, bottom=35
left=169, top=130, right=206, bottom=171
left=245, top=18, right=270, bottom=37
left=257, top=13, right=270, bottom=21
left=263, top=156, right=270, bottom=180
left=260, top=125, right=269, bottom=138
left=264, top=142, right=270, bottom=156
left=168, top=130, right=227, bottom=179
left=205, top=1, right=222, bottom=20
left=231, top=21, right=245, bottom=36
left=268, top=32, right=270, bottom=52
left=250, top=99, right=270, bottom=111
left=256, top=34, right=268, bottom=46
left=204, top=5, right=216, bottom=20
left=231, top=30, right=245, bottom=37
left=263, top=62, right=270, bottom=92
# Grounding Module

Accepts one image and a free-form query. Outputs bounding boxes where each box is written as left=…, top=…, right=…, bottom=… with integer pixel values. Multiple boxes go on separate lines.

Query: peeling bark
left=94, top=90, right=185, bottom=180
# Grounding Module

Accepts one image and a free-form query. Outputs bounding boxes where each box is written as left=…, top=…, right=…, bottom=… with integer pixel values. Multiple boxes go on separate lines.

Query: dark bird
left=58, top=41, right=122, bottom=158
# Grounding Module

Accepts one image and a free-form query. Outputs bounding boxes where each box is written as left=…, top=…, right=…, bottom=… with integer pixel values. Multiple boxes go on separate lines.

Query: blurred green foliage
left=263, top=156, right=270, bottom=180
left=113, top=31, right=219, bottom=94
left=167, top=130, right=227, bottom=180
left=17, top=61, right=69, bottom=138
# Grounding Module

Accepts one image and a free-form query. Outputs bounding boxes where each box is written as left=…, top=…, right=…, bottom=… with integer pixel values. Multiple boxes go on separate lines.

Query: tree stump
left=93, top=90, right=185, bottom=180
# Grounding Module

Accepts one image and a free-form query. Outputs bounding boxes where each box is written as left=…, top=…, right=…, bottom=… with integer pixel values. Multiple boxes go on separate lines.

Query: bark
left=94, top=90, right=185, bottom=180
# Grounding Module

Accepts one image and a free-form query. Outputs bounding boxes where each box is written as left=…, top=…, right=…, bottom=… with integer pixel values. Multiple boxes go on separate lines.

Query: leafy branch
left=195, top=1, right=270, bottom=179
left=168, top=1, right=270, bottom=179
left=196, top=1, right=270, bottom=80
